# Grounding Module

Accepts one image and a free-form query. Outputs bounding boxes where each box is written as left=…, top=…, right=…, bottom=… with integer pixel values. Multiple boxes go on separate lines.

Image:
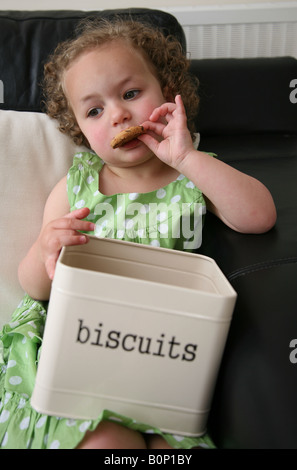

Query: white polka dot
left=137, top=228, right=145, bottom=238
left=18, top=397, right=26, bottom=409
left=22, top=337, right=27, bottom=344
left=66, top=419, right=76, bottom=427
left=158, top=223, right=168, bottom=234
left=98, top=219, right=108, bottom=228
left=177, top=174, right=185, bottom=180
left=140, top=204, right=150, bottom=214
left=171, top=195, right=181, bottom=204
left=199, top=443, right=211, bottom=448
left=28, top=331, right=36, bottom=339
left=116, top=230, right=125, bottom=238
left=36, top=416, right=47, bottom=429
left=150, top=240, right=160, bottom=247
left=7, top=360, right=16, bottom=369
left=9, top=376, right=22, bottom=386
left=108, top=416, right=123, bottom=423
left=186, top=181, right=195, bottom=189
left=20, top=310, right=28, bottom=318
left=79, top=421, right=91, bottom=433
left=157, top=212, right=167, bottom=222
left=76, top=153, right=83, bottom=158
left=95, top=219, right=108, bottom=236
left=20, top=416, right=30, bottom=430
left=124, top=219, right=134, bottom=230
left=144, top=429, right=155, bottom=434
left=156, top=188, right=166, bottom=199
left=49, top=440, right=60, bottom=449
left=0, top=410, right=10, bottom=423
left=172, top=434, right=185, bottom=442
left=1, top=432, right=8, bottom=447
left=93, top=190, right=99, bottom=196
left=9, top=321, right=19, bottom=328
left=87, top=176, right=94, bottom=184
left=75, top=200, right=85, bottom=209
left=4, top=392, right=12, bottom=404
left=78, top=163, right=84, bottom=171
left=129, top=192, right=139, bottom=200
left=73, top=185, right=80, bottom=195
left=115, top=206, right=123, bottom=215
left=39, top=309, right=46, bottom=317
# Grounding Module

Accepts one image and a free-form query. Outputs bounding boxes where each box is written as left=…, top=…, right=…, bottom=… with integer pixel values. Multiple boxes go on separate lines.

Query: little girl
left=0, top=18, right=276, bottom=449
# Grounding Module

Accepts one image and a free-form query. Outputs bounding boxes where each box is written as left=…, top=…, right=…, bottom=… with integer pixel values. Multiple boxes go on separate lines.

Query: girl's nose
left=110, top=102, right=131, bottom=126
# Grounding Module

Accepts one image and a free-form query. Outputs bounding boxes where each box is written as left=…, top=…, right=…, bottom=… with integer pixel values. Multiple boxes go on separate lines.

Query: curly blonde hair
left=43, top=17, right=199, bottom=148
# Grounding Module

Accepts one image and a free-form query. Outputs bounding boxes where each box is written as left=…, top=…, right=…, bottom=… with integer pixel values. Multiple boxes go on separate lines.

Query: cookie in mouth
left=110, top=126, right=145, bottom=149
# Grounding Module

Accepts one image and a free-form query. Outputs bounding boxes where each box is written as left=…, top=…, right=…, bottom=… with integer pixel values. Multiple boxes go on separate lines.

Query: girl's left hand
left=139, top=95, right=194, bottom=170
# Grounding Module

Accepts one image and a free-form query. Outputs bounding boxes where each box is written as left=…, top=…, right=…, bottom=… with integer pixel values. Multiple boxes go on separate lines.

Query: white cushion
left=0, top=110, right=86, bottom=326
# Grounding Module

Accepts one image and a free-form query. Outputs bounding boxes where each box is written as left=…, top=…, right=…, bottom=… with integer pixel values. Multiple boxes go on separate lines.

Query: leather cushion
left=191, top=57, right=297, bottom=135
left=0, top=8, right=185, bottom=112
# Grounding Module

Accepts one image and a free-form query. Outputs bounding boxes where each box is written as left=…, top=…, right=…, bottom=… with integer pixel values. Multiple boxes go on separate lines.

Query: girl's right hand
left=39, top=207, right=95, bottom=280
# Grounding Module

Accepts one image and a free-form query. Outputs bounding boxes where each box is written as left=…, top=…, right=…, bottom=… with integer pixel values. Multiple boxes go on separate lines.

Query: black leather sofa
left=0, top=8, right=296, bottom=449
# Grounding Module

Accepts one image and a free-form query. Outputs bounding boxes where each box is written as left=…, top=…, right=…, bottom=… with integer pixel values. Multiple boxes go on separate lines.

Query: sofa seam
left=227, top=256, right=297, bottom=281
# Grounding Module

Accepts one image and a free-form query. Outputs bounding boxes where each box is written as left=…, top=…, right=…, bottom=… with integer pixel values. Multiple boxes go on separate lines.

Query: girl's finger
left=45, top=254, right=59, bottom=280
left=141, top=121, right=165, bottom=136
left=46, top=233, right=89, bottom=280
left=51, top=218, right=95, bottom=233
left=138, top=133, right=160, bottom=154
left=64, top=207, right=90, bottom=220
left=149, top=102, right=177, bottom=122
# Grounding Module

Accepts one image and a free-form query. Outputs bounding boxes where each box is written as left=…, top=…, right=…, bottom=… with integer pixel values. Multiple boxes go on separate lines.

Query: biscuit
left=111, top=126, right=145, bottom=149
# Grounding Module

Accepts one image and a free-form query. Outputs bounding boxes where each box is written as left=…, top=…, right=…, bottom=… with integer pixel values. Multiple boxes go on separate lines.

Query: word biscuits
left=111, top=126, right=145, bottom=149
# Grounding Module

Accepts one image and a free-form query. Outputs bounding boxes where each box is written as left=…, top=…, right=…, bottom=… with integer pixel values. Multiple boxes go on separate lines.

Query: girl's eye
left=87, top=107, right=103, bottom=118
left=124, top=90, right=139, bottom=100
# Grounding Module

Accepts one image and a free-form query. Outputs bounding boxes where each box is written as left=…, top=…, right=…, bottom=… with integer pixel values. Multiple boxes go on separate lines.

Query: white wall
left=1, top=0, right=296, bottom=10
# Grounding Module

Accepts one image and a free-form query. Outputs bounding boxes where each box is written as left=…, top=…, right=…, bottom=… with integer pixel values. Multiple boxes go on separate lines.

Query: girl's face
left=64, top=41, right=168, bottom=168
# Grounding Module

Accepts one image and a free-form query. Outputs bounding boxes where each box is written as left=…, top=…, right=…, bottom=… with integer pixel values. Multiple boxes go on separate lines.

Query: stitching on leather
left=227, top=256, right=297, bottom=281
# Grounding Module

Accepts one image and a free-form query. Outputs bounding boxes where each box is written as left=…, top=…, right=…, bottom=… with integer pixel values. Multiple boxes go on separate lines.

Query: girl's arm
left=177, top=149, right=277, bottom=233
left=18, top=176, right=95, bottom=300
left=140, top=95, right=277, bottom=234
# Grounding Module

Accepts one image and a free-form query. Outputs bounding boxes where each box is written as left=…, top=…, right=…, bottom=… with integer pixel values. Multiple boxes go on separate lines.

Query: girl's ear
left=162, top=86, right=175, bottom=102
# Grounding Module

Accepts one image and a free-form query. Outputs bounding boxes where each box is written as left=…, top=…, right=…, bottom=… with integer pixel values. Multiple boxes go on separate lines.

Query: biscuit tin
left=31, top=236, right=236, bottom=436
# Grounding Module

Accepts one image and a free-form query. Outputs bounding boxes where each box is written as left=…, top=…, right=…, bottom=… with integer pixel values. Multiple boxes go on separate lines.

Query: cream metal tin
left=31, top=236, right=236, bottom=436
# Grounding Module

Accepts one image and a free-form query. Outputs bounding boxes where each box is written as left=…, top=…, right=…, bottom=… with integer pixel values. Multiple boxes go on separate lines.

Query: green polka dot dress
left=67, top=152, right=206, bottom=251
left=0, top=152, right=215, bottom=449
